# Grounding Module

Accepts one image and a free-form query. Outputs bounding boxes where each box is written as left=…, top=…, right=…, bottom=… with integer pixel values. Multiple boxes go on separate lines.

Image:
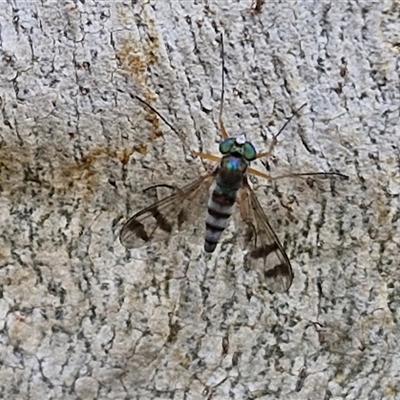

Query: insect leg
left=248, top=168, right=348, bottom=181
left=193, top=152, right=221, bottom=163
left=256, top=103, right=307, bottom=160
left=218, top=33, right=230, bottom=140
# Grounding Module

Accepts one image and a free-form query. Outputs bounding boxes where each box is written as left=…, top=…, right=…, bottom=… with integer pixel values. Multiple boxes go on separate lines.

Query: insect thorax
left=217, top=154, right=249, bottom=191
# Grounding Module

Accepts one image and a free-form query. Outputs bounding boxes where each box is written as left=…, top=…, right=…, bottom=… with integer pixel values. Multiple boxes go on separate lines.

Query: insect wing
left=235, top=179, right=293, bottom=292
left=120, top=173, right=216, bottom=249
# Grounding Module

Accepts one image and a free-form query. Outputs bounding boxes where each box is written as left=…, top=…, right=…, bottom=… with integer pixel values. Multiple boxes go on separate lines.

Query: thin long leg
left=256, top=103, right=307, bottom=159
left=218, top=33, right=229, bottom=140
left=131, top=94, right=196, bottom=158
left=193, top=154, right=348, bottom=182
left=248, top=167, right=348, bottom=181
left=255, top=137, right=278, bottom=160
left=193, top=152, right=221, bottom=163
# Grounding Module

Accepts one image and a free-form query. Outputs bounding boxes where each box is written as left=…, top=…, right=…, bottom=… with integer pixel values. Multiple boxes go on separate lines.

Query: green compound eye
left=243, top=142, right=257, bottom=161
left=219, top=138, right=235, bottom=154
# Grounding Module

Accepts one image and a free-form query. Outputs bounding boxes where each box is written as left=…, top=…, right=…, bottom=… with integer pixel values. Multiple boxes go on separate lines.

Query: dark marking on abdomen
left=204, top=187, right=237, bottom=253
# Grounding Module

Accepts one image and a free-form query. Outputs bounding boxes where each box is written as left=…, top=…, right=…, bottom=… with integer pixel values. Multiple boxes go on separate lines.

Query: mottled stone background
left=0, top=1, right=399, bottom=399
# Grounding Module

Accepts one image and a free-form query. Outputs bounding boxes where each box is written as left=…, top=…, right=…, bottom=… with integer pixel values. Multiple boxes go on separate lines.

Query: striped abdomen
left=204, top=185, right=237, bottom=253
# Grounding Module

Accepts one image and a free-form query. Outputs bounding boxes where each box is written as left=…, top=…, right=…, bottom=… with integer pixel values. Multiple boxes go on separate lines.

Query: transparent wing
left=235, top=178, right=293, bottom=292
left=120, top=172, right=217, bottom=249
